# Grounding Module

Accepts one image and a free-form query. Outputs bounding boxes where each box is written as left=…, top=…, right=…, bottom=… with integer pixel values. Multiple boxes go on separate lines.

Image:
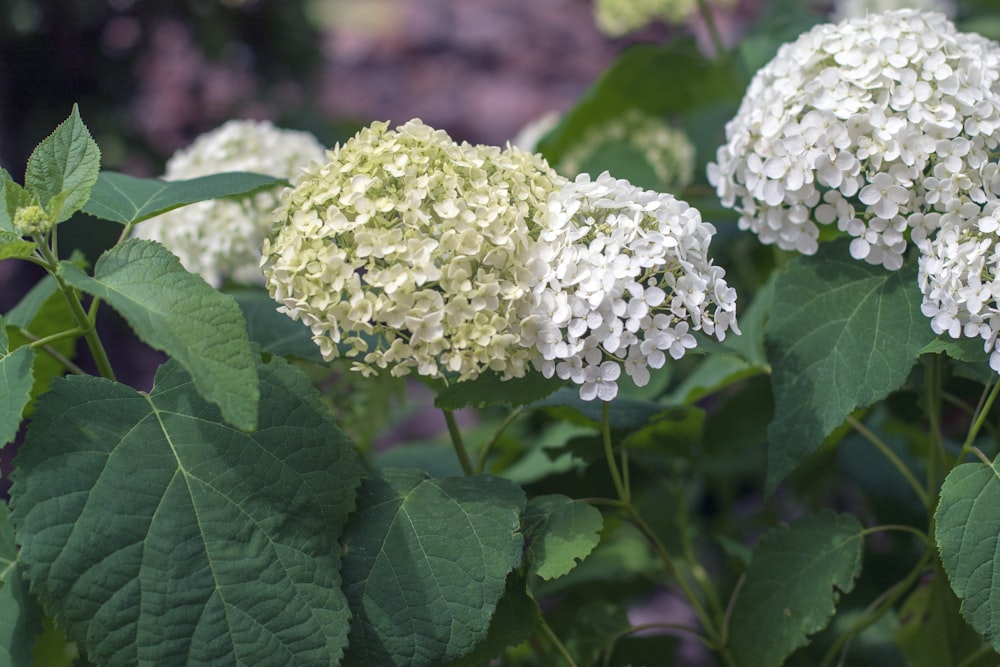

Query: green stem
left=601, top=402, right=629, bottom=503
left=443, top=409, right=474, bottom=476
left=924, top=355, right=945, bottom=501
left=25, top=326, right=87, bottom=350
left=819, top=550, right=930, bottom=667
left=602, top=623, right=711, bottom=667
left=475, top=407, right=523, bottom=474
left=859, top=524, right=931, bottom=547
left=846, top=415, right=929, bottom=509
left=35, top=241, right=116, bottom=381
left=957, top=379, right=1000, bottom=465
left=22, top=330, right=87, bottom=375
left=539, top=618, right=578, bottom=667
left=695, top=0, right=727, bottom=60
left=957, top=642, right=997, bottom=667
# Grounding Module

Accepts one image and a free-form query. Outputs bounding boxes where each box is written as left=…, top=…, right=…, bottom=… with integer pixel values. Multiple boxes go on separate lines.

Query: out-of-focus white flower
left=558, top=109, right=696, bottom=193
left=261, top=119, right=569, bottom=382
left=522, top=171, right=739, bottom=401
left=919, top=204, right=1000, bottom=370
left=593, top=0, right=698, bottom=36
left=134, top=119, right=326, bottom=287
left=831, top=0, right=955, bottom=22
left=708, top=10, right=1000, bottom=271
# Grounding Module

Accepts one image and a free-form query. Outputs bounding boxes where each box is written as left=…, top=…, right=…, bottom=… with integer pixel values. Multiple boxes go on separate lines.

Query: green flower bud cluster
left=13, top=204, right=53, bottom=236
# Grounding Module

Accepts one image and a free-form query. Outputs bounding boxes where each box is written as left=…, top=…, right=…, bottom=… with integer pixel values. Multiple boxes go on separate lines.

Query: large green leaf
left=434, top=371, right=565, bottom=410
left=58, top=239, right=258, bottom=430
left=0, top=321, right=34, bottom=448
left=523, top=495, right=603, bottom=581
left=10, top=355, right=360, bottom=667
left=936, top=454, right=1000, bottom=653
left=341, top=469, right=526, bottom=666
left=764, top=243, right=935, bottom=491
left=728, top=511, right=864, bottom=667
left=0, top=502, right=43, bottom=667
left=451, top=574, right=542, bottom=667
left=24, top=105, right=101, bottom=224
left=229, top=288, right=325, bottom=363
left=82, top=171, right=284, bottom=226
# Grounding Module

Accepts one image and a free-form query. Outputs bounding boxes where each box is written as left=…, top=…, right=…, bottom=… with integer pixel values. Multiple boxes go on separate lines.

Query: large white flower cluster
left=708, top=10, right=1000, bottom=271
left=263, top=120, right=738, bottom=400
left=262, top=119, right=568, bottom=383
left=521, top=172, right=739, bottom=400
left=134, top=119, right=326, bottom=287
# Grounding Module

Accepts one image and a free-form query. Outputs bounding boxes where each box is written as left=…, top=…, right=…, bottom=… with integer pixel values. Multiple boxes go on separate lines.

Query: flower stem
left=443, top=409, right=474, bottom=476
left=957, top=379, right=1000, bottom=465
left=845, top=414, right=929, bottom=509
left=539, top=618, right=578, bottom=667
left=695, top=0, right=727, bottom=60
left=475, top=407, right=523, bottom=474
left=601, top=402, right=629, bottom=503
left=35, top=241, right=116, bottom=381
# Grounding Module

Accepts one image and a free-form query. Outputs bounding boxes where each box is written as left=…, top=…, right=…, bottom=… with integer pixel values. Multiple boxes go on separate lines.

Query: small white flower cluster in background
left=558, top=109, right=696, bottom=193
left=708, top=9, right=1000, bottom=270
left=262, top=120, right=738, bottom=401
left=134, top=119, right=326, bottom=287
left=831, top=0, right=955, bottom=22
left=711, top=9, right=1000, bottom=376
left=521, top=173, right=738, bottom=400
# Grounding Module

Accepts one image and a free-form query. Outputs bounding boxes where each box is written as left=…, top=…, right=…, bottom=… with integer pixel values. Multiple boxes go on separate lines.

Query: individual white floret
left=134, top=119, right=326, bottom=287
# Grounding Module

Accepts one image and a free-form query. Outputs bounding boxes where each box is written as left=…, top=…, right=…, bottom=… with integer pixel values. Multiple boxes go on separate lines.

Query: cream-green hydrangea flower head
left=261, top=119, right=570, bottom=381
left=134, top=119, right=326, bottom=287
left=558, top=109, right=696, bottom=193
left=594, top=0, right=697, bottom=36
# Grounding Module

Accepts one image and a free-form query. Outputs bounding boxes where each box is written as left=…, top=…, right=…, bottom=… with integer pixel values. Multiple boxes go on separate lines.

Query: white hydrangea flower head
left=832, top=0, right=955, bottom=22
left=134, top=119, right=326, bottom=287
left=919, top=202, right=1000, bottom=371
left=261, top=119, right=569, bottom=382
left=558, top=109, right=697, bottom=193
left=708, top=10, right=1000, bottom=271
left=522, top=171, right=739, bottom=401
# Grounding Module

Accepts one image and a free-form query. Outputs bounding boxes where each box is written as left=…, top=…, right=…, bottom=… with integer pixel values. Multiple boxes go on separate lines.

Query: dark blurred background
left=0, top=0, right=638, bottom=177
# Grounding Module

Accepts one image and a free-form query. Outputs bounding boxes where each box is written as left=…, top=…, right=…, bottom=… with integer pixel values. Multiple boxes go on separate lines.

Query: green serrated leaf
left=341, top=469, right=526, bottom=667
left=450, top=574, right=542, bottom=667
left=936, top=454, right=1000, bottom=654
left=524, top=495, right=603, bottom=581
left=24, top=105, right=101, bottom=224
left=435, top=371, right=566, bottom=410
left=764, top=242, right=935, bottom=492
left=2, top=175, right=32, bottom=234
left=0, top=502, right=44, bottom=667
left=10, top=355, right=360, bottom=667
left=0, top=232, right=35, bottom=260
left=82, top=171, right=285, bottom=226
left=58, top=239, right=258, bottom=430
left=728, top=511, right=864, bottom=667
left=0, top=323, right=34, bottom=448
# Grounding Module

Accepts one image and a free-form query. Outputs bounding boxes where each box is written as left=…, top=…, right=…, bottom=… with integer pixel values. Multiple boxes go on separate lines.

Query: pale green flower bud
left=13, top=204, right=52, bottom=236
